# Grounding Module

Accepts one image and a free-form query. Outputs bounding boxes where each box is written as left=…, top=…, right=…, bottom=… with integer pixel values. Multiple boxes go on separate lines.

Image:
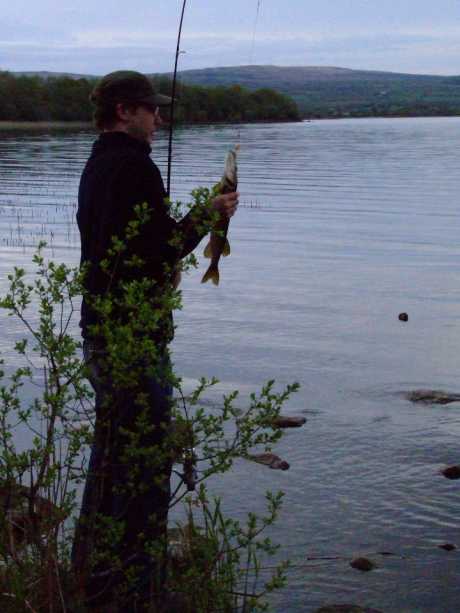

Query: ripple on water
left=1, top=119, right=460, bottom=611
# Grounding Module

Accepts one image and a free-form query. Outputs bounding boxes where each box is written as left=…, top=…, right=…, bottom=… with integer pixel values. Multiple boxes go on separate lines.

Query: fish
left=201, top=145, right=239, bottom=285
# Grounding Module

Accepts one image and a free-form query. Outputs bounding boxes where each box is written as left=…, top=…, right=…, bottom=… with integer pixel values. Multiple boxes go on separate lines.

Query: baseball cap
left=90, top=70, right=172, bottom=108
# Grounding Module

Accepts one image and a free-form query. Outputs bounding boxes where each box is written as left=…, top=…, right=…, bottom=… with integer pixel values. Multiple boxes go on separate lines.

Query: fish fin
left=222, top=238, right=231, bottom=257
left=203, top=241, right=212, bottom=258
left=201, top=267, right=220, bottom=286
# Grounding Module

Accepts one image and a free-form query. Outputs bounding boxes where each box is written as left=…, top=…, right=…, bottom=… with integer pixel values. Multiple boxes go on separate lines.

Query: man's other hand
left=212, top=192, right=239, bottom=219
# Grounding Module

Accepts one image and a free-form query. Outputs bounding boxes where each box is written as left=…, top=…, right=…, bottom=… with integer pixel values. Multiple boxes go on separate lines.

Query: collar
left=96, top=131, right=152, bottom=155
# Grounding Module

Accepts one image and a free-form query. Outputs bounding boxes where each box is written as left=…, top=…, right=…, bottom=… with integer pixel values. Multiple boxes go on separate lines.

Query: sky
left=1, top=0, right=460, bottom=76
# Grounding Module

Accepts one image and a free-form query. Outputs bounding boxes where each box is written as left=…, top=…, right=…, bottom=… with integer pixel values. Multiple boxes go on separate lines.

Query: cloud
left=1, top=25, right=459, bottom=76
left=72, top=30, right=178, bottom=48
left=0, top=43, right=174, bottom=75
left=1, top=18, right=66, bottom=45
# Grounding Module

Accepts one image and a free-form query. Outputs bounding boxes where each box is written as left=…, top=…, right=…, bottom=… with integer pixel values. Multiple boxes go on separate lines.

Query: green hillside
left=163, top=65, right=460, bottom=118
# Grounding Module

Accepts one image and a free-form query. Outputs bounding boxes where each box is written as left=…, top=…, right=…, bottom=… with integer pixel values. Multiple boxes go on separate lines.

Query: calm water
left=1, top=118, right=460, bottom=612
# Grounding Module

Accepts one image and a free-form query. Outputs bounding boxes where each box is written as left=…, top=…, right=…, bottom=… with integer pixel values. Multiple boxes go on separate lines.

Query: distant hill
left=157, top=65, right=460, bottom=118
left=12, top=65, right=460, bottom=118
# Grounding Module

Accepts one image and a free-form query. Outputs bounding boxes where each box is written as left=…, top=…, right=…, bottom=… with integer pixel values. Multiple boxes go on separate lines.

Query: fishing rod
left=166, top=0, right=188, bottom=198
left=166, top=0, right=260, bottom=195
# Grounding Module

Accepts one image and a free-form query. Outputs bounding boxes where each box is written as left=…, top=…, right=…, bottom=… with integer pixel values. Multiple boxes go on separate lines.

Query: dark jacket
left=77, top=131, right=209, bottom=342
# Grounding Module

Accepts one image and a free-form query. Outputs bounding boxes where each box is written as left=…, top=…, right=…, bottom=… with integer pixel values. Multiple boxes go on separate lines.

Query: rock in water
left=441, top=466, right=460, bottom=480
left=272, top=415, right=307, bottom=428
left=350, top=557, right=376, bottom=572
left=407, top=390, right=460, bottom=405
left=377, top=551, right=396, bottom=556
left=315, top=606, right=383, bottom=613
left=248, top=453, right=290, bottom=470
left=439, top=543, right=456, bottom=551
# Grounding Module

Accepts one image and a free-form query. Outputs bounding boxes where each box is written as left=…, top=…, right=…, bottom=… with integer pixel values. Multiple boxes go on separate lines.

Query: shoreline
left=1, top=115, right=458, bottom=132
left=0, top=121, right=93, bottom=131
left=302, top=113, right=460, bottom=121
left=0, top=118, right=300, bottom=131
left=301, top=114, right=460, bottom=123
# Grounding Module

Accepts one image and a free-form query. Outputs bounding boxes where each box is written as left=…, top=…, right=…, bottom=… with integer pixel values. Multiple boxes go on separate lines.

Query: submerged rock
left=272, top=415, right=307, bottom=428
left=406, top=390, right=460, bottom=405
left=441, top=466, right=460, bottom=480
left=377, top=551, right=396, bottom=556
left=248, top=453, right=290, bottom=470
left=439, top=543, right=457, bottom=551
left=350, top=557, right=377, bottom=572
left=314, top=606, right=383, bottom=613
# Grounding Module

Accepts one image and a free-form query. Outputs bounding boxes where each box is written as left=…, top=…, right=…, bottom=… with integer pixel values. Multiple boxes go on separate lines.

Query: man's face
left=123, top=104, right=162, bottom=144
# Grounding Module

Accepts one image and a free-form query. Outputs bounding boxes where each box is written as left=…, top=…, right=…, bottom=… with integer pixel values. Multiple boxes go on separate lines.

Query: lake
left=1, top=117, right=460, bottom=612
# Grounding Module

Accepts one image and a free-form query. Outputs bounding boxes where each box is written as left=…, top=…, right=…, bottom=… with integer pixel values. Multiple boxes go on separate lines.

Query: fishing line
left=249, top=0, right=262, bottom=65
left=236, top=1, right=262, bottom=159
left=167, top=0, right=188, bottom=197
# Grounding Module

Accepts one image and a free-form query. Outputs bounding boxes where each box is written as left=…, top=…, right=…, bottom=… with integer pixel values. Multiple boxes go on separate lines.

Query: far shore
left=1, top=115, right=458, bottom=133
left=0, top=118, right=300, bottom=131
left=0, top=121, right=93, bottom=131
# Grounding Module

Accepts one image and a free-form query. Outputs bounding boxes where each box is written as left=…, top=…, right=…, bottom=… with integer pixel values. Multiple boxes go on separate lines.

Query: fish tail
left=201, top=266, right=220, bottom=285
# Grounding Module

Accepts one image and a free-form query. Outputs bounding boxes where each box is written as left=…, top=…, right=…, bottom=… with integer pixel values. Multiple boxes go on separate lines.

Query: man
left=73, top=70, right=238, bottom=611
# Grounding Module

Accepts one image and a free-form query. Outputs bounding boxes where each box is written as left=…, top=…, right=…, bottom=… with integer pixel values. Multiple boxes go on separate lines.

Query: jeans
left=72, top=340, right=173, bottom=611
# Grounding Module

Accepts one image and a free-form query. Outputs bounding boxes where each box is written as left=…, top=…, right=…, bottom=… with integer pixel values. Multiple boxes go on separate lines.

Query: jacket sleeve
left=108, top=156, right=212, bottom=274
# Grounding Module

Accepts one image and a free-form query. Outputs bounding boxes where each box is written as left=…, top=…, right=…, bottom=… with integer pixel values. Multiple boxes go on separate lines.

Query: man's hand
left=212, top=192, right=239, bottom=219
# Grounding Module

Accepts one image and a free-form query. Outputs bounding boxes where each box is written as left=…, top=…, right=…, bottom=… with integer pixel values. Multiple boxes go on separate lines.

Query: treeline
left=152, top=76, right=300, bottom=122
left=295, top=84, right=460, bottom=119
left=0, top=71, right=300, bottom=123
left=0, top=73, right=93, bottom=121
left=300, top=103, right=460, bottom=120
left=288, top=77, right=460, bottom=119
